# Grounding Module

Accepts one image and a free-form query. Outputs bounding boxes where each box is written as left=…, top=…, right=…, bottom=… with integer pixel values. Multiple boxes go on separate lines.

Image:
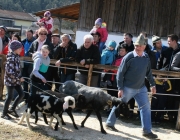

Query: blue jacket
left=22, top=37, right=35, bottom=56
left=153, top=45, right=167, bottom=61
left=101, top=48, right=116, bottom=65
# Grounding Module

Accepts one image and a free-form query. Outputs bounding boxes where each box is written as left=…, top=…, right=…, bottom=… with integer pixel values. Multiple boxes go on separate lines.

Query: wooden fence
left=0, top=54, right=180, bottom=129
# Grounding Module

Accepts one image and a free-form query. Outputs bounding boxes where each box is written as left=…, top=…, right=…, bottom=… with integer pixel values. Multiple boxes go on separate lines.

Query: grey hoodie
left=32, top=52, right=50, bottom=80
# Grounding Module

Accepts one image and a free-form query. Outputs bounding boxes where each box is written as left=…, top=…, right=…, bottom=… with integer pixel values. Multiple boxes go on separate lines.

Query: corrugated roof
left=0, top=9, right=36, bottom=22
left=34, top=3, right=80, bottom=22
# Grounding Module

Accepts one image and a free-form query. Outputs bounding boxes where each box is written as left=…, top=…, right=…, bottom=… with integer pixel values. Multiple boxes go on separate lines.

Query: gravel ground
left=0, top=100, right=180, bottom=140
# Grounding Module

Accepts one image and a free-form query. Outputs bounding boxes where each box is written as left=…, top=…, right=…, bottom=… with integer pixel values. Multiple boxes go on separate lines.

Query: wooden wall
left=77, top=0, right=180, bottom=37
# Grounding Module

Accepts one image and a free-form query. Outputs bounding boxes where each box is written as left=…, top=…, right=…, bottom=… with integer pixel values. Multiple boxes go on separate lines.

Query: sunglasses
left=39, top=33, right=47, bottom=35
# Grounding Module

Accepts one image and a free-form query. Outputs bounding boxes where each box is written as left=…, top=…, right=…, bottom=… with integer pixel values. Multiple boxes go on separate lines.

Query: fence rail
left=0, top=54, right=180, bottom=129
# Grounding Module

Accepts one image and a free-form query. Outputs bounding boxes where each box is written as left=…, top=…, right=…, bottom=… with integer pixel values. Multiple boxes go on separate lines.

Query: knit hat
left=44, top=11, right=51, bottom=17
left=152, top=35, right=161, bottom=43
left=134, top=34, right=146, bottom=46
left=108, top=41, right=117, bottom=49
left=95, top=18, right=102, bottom=26
left=0, top=25, right=7, bottom=32
left=10, top=40, right=22, bottom=51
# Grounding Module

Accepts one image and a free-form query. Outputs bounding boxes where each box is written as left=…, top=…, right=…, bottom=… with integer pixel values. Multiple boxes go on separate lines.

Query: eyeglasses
left=39, top=33, right=47, bottom=35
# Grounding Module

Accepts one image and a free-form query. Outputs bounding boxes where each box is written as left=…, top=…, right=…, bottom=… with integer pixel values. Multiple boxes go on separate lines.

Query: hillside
left=0, top=0, right=79, bottom=13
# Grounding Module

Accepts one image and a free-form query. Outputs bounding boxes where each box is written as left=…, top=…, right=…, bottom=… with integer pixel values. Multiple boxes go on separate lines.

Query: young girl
left=1, top=40, right=24, bottom=120
left=37, top=11, right=53, bottom=41
left=30, top=45, right=50, bottom=97
left=90, top=18, right=108, bottom=54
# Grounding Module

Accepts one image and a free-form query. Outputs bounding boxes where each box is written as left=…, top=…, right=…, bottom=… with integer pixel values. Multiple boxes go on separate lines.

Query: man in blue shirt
left=105, top=34, right=158, bottom=139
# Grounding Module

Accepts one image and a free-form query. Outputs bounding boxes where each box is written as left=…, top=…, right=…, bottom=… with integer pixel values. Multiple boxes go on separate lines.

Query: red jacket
left=2, top=45, right=24, bottom=56
left=90, top=26, right=108, bottom=42
left=96, top=27, right=108, bottom=42
left=111, top=56, right=123, bottom=81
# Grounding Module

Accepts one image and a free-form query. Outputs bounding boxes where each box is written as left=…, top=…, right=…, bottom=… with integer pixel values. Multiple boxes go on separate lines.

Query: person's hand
left=55, top=60, right=61, bottom=67
left=80, top=59, right=85, bottom=65
left=60, top=42, right=67, bottom=48
left=150, top=86, right=156, bottom=95
left=42, top=78, right=47, bottom=83
left=118, top=90, right=123, bottom=98
left=20, top=77, right=24, bottom=82
left=84, top=65, right=89, bottom=68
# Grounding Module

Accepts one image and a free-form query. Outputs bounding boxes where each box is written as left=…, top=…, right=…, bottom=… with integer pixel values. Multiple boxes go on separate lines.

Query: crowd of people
left=0, top=13, right=180, bottom=139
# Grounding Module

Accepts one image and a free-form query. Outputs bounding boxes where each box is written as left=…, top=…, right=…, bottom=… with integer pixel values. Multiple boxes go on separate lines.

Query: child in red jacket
left=37, top=11, right=53, bottom=41
left=90, top=18, right=108, bottom=54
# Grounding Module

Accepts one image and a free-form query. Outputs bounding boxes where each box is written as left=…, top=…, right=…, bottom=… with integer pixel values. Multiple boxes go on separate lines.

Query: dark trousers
left=22, top=63, right=33, bottom=100
left=3, top=85, right=24, bottom=114
left=47, top=66, right=61, bottom=92
left=61, top=73, right=75, bottom=83
left=30, top=81, right=47, bottom=97
left=151, top=94, right=167, bottom=122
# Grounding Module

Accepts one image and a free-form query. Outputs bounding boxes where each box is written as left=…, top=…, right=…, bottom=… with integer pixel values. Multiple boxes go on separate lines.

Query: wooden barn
left=78, top=0, right=180, bottom=37
left=34, top=0, right=180, bottom=47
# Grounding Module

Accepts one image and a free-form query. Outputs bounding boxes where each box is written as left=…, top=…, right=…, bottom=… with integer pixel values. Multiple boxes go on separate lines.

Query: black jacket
left=53, top=41, right=77, bottom=74
left=145, top=44, right=157, bottom=69
left=27, top=39, right=54, bottom=59
left=157, top=44, right=180, bottom=70
left=117, top=41, right=134, bottom=53
left=76, top=44, right=101, bottom=76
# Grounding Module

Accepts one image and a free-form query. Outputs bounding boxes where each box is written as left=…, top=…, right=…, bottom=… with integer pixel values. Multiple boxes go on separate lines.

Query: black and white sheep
left=36, top=91, right=86, bottom=130
left=59, top=80, right=129, bottom=134
left=18, top=93, right=75, bottom=133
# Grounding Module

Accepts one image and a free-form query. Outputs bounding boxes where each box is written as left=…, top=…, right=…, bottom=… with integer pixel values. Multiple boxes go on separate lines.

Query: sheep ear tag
left=63, top=102, right=69, bottom=110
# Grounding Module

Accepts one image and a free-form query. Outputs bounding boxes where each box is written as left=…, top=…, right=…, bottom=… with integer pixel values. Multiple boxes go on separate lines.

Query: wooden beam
left=87, top=64, right=93, bottom=86
left=176, top=103, right=180, bottom=130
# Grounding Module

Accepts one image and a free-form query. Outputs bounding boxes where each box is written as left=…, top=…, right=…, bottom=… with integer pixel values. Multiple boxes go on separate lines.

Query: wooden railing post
left=87, top=64, right=93, bottom=86
left=176, top=103, right=180, bottom=130
left=0, top=54, right=6, bottom=100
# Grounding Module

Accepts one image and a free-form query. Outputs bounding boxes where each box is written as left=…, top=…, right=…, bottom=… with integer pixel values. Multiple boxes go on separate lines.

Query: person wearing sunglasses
left=27, top=27, right=53, bottom=59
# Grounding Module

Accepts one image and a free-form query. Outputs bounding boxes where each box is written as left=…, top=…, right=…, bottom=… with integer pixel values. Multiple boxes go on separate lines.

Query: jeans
left=106, top=86, right=152, bottom=134
left=3, top=85, right=24, bottom=114
left=99, top=42, right=106, bottom=54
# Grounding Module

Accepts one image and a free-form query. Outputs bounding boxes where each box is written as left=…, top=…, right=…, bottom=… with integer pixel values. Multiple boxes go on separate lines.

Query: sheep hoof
left=101, top=129, right=107, bottom=134
left=62, top=122, right=66, bottom=125
left=74, top=126, right=78, bottom=130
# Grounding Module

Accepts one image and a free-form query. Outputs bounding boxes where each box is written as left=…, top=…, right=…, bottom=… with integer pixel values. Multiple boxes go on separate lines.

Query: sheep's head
left=73, top=94, right=86, bottom=109
left=114, top=102, right=130, bottom=118
left=63, top=96, right=75, bottom=110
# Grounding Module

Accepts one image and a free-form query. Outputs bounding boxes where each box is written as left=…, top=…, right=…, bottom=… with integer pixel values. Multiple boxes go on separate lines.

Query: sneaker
left=105, top=124, right=119, bottom=132
left=8, top=109, right=19, bottom=118
left=143, top=132, right=158, bottom=139
left=1, top=114, right=12, bottom=120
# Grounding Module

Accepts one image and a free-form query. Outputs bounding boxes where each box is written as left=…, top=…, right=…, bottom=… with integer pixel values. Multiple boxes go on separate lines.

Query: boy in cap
left=101, top=41, right=117, bottom=87
left=1, top=40, right=25, bottom=120
left=152, top=35, right=167, bottom=60
left=105, top=34, right=158, bottom=139
left=90, top=18, right=108, bottom=54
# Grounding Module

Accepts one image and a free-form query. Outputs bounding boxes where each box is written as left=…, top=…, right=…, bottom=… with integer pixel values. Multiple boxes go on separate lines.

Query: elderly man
left=105, top=34, right=158, bottom=139
left=152, top=35, right=167, bottom=61
left=76, top=34, right=101, bottom=87
left=55, top=34, right=77, bottom=83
